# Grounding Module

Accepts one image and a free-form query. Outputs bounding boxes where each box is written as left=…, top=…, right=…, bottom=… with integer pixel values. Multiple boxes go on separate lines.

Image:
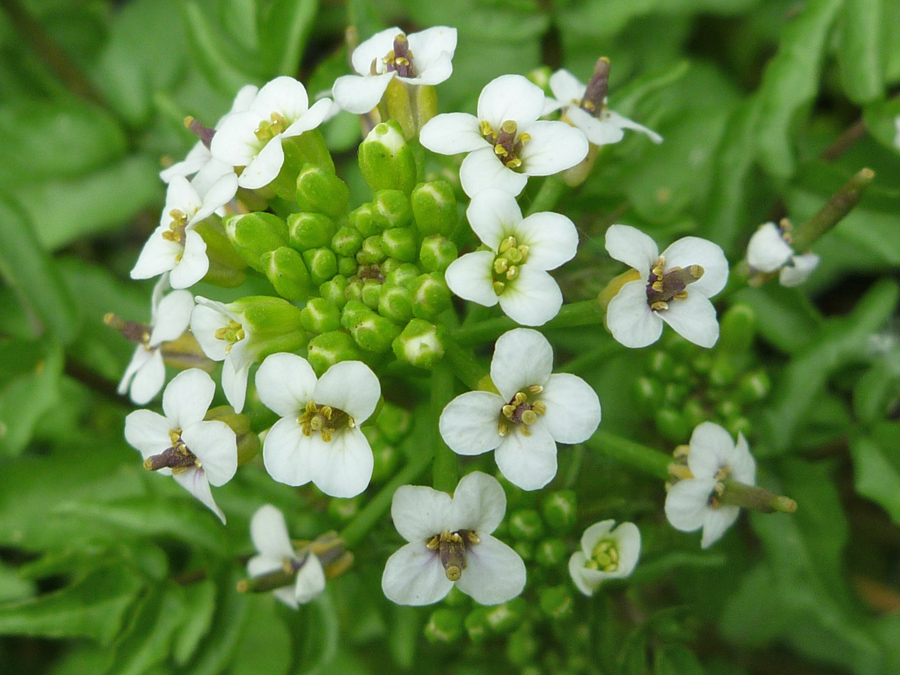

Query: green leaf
left=180, top=570, right=250, bottom=675
left=0, top=566, right=144, bottom=645
left=0, top=194, right=80, bottom=344
left=731, top=285, right=823, bottom=355
left=654, top=645, right=705, bottom=675
left=259, top=0, right=319, bottom=76
left=863, top=97, right=900, bottom=151
left=228, top=598, right=292, bottom=675
left=172, top=579, right=218, bottom=665
left=836, top=0, right=884, bottom=104
left=0, top=560, right=35, bottom=604
left=850, top=423, right=900, bottom=526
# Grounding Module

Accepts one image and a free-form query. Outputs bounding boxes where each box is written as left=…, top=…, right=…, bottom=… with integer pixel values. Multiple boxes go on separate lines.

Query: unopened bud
left=539, top=586, right=573, bottom=620
left=205, top=405, right=260, bottom=465
left=386, top=262, right=421, bottom=288
left=392, top=319, right=444, bottom=369
left=331, top=226, right=363, bottom=257
left=424, top=608, right=464, bottom=645
left=535, top=538, right=569, bottom=568
left=301, top=248, right=338, bottom=285
left=349, top=203, right=379, bottom=238
left=361, top=280, right=383, bottom=309
left=410, top=273, right=452, bottom=319
left=307, top=331, right=363, bottom=374
left=419, top=235, right=458, bottom=272
left=540, top=490, right=577, bottom=533
left=300, top=297, right=342, bottom=334
left=485, top=597, right=526, bottom=634
left=411, top=181, right=457, bottom=236
left=261, top=246, right=312, bottom=302
left=381, top=227, right=417, bottom=262
left=224, top=212, right=289, bottom=272
left=509, top=509, right=544, bottom=540
left=319, top=275, right=348, bottom=309
left=378, top=284, right=414, bottom=324
left=373, top=189, right=413, bottom=230
left=295, top=164, right=350, bottom=218
left=288, top=212, right=336, bottom=252
left=351, top=312, right=402, bottom=354
left=375, top=402, right=413, bottom=443
left=357, top=235, right=386, bottom=265
left=358, top=120, right=417, bottom=193
left=337, top=255, right=358, bottom=277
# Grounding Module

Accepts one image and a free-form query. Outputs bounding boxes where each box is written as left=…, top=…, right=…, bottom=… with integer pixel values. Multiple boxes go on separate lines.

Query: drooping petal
left=391, top=484, right=453, bottom=542
left=221, top=356, right=250, bottom=413
left=518, top=120, right=588, bottom=176
left=419, top=113, right=486, bottom=155
left=466, top=189, right=522, bottom=249
left=701, top=505, right=741, bottom=548
left=238, top=133, right=285, bottom=189
left=124, top=409, right=173, bottom=462
left=272, top=587, right=300, bottom=609
left=568, top=551, right=599, bottom=596
left=515, top=211, right=579, bottom=271
left=662, top=236, right=728, bottom=298
left=382, top=543, right=453, bottom=606
left=779, top=253, right=819, bottom=287
left=189, top=303, right=230, bottom=361
left=606, top=280, right=662, bottom=348
left=160, top=142, right=210, bottom=183
left=603, top=109, right=663, bottom=144
left=455, top=535, right=526, bottom=605
left=746, top=223, right=793, bottom=273
left=444, top=252, right=499, bottom=308
left=658, top=293, right=719, bottom=348
left=162, top=368, right=215, bottom=428
left=566, top=106, right=625, bottom=146
left=497, top=266, right=563, bottom=327
left=127, top=349, right=166, bottom=405
left=314, top=361, right=381, bottom=422
left=182, top=420, right=237, bottom=487
left=539, top=373, right=601, bottom=444
left=460, top=147, right=529, bottom=197
left=118, top=344, right=153, bottom=396
left=687, top=421, right=738, bottom=480
left=294, top=554, right=326, bottom=604
left=250, top=504, right=295, bottom=559
left=664, top=478, right=716, bottom=532
left=247, top=553, right=284, bottom=579
left=130, top=226, right=181, bottom=280
left=604, top=225, right=657, bottom=276
left=332, top=73, right=395, bottom=114
left=191, top=170, right=238, bottom=222
left=149, top=290, right=194, bottom=345
left=310, top=428, right=373, bottom=498
left=255, top=353, right=317, bottom=418
left=169, top=230, right=208, bottom=290
left=263, top=418, right=315, bottom=487
left=494, top=424, right=558, bottom=491
left=172, top=467, right=226, bottom=524
left=548, top=69, right=587, bottom=107
left=491, top=328, right=554, bottom=399
left=438, top=391, right=505, bottom=456
left=476, top=74, right=545, bottom=128
left=448, top=471, right=507, bottom=535
left=405, top=26, right=457, bottom=85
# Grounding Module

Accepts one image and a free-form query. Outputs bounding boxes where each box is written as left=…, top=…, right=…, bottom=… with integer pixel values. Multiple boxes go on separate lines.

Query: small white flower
left=439, top=329, right=601, bottom=491
left=568, top=520, right=641, bottom=596
left=124, top=369, right=237, bottom=524
left=381, top=471, right=525, bottom=606
left=118, top=275, right=194, bottom=405
left=544, top=68, right=662, bottom=146
left=604, top=224, right=729, bottom=349
left=255, top=352, right=380, bottom=498
left=333, top=26, right=458, bottom=115
left=445, top=189, right=578, bottom=326
left=746, top=222, right=820, bottom=287
left=247, top=504, right=326, bottom=609
left=665, top=422, right=756, bottom=548
left=419, top=74, right=589, bottom=197
left=211, top=76, right=333, bottom=190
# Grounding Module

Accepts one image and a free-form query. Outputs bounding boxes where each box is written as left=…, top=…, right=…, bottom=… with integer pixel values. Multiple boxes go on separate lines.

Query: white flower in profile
left=210, top=76, right=333, bottom=190
left=247, top=504, right=326, bottom=609
left=419, top=74, right=589, bottom=197
left=544, top=60, right=662, bottom=146
left=439, top=329, right=601, bottom=491
left=746, top=221, right=820, bottom=287
left=116, top=275, right=194, bottom=405
left=604, top=224, right=729, bottom=349
left=445, top=189, right=578, bottom=326
left=568, top=520, right=641, bottom=596
left=124, top=368, right=237, bottom=524
left=382, top=471, right=525, bottom=606
left=255, top=353, right=380, bottom=498
left=130, top=173, right=238, bottom=289
left=332, top=26, right=458, bottom=115
left=665, top=422, right=756, bottom=549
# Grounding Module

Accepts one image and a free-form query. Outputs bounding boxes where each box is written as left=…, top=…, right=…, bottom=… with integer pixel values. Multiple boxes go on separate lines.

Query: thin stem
left=431, top=362, right=458, bottom=494
left=442, top=338, right=488, bottom=390
left=586, top=430, right=671, bottom=481
left=451, top=299, right=605, bottom=345
left=525, top=175, right=568, bottom=216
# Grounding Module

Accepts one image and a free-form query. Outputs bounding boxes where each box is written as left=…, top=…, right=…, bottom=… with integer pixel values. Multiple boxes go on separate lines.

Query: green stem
left=526, top=175, right=569, bottom=216
left=791, top=167, right=874, bottom=251
left=586, top=430, right=672, bottom=481
left=451, top=299, right=605, bottom=345
left=442, top=338, right=488, bottom=390
left=431, top=362, right=458, bottom=494
left=719, top=479, right=797, bottom=514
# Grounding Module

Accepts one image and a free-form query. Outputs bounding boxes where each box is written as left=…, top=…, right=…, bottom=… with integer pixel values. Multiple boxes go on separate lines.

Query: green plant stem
left=586, top=430, right=672, bottom=481
left=526, top=175, right=568, bottom=216
left=791, top=167, right=874, bottom=251
left=431, top=362, right=458, bottom=494
left=451, top=299, right=605, bottom=345
left=442, top=338, right=487, bottom=390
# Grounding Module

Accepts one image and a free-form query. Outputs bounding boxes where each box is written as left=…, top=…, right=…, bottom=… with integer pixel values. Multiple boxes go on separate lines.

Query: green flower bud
left=375, top=402, right=413, bottom=443
left=739, top=370, right=771, bottom=403
left=709, top=359, right=738, bottom=387
left=719, top=304, right=756, bottom=355
left=300, top=297, right=342, bottom=334
left=633, top=376, right=664, bottom=416
left=539, top=586, right=573, bottom=620
left=663, top=382, right=690, bottom=405
left=411, top=181, right=457, bottom=236
left=381, top=227, right=417, bottom=262
left=344, top=278, right=363, bottom=304
left=670, top=363, right=691, bottom=383
left=509, top=509, right=544, bottom=540
left=261, top=246, right=312, bottom=302
left=194, top=218, right=247, bottom=287
left=506, top=628, right=539, bottom=668
left=655, top=407, right=689, bottom=443
left=513, top=539, right=534, bottom=561
left=332, top=226, right=363, bottom=257
left=424, top=608, right=463, bottom=645
left=358, top=120, right=417, bottom=194
left=419, top=235, right=458, bottom=272
left=224, top=212, right=289, bottom=272
left=692, top=352, right=713, bottom=375
left=326, top=495, right=361, bottom=522
left=373, top=190, right=413, bottom=230
left=716, top=398, right=741, bottom=420
left=349, top=203, right=379, bottom=238
left=301, top=247, right=338, bottom=285
left=341, top=300, right=371, bottom=330
left=379, top=285, right=414, bottom=324
left=383, top=76, right=417, bottom=140
left=357, top=235, right=386, bottom=265
left=233, top=296, right=307, bottom=359
left=337, top=255, right=358, bottom=277
left=288, top=212, right=336, bottom=252
left=361, top=280, right=383, bottom=309
left=645, top=351, right=674, bottom=378
left=485, top=597, right=526, bottom=634
left=319, top=275, right=348, bottom=309
left=442, top=585, right=468, bottom=608
left=464, top=607, right=491, bottom=643
left=274, top=131, right=334, bottom=199
left=307, top=330, right=363, bottom=374
left=683, top=397, right=707, bottom=428
left=392, top=319, right=444, bottom=369
left=380, top=258, right=402, bottom=276
left=535, top=538, right=569, bottom=568
left=540, top=490, right=577, bottom=533
left=295, top=164, right=350, bottom=218
left=727, top=416, right=752, bottom=437
left=410, top=273, right=451, bottom=319
left=414, top=82, right=438, bottom=130
left=352, top=312, right=402, bottom=354
left=386, top=262, right=421, bottom=288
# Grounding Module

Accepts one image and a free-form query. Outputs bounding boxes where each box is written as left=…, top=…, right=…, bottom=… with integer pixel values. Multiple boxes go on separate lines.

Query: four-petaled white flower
left=664, top=422, right=756, bottom=549
left=439, top=329, right=601, bottom=491
left=333, top=26, right=458, bottom=115
left=255, top=353, right=380, bottom=498
left=605, top=224, right=729, bottom=349
left=381, top=471, right=526, bottom=606
left=746, top=222, right=820, bottom=287
left=118, top=275, right=194, bottom=405
left=211, top=76, right=333, bottom=190
left=419, top=74, right=589, bottom=197
left=544, top=67, right=662, bottom=146
left=130, top=173, right=238, bottom=289
left=445, top=189, right=578, bottom=326
left=568, top=520, right=641, bottom=597
left=124, top=368, right=237, bottom=524
left=248, top=504, right=326, bottom=609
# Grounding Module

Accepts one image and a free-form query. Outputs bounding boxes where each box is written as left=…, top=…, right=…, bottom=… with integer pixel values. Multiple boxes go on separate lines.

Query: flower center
left=426, top=529, right=480, bottom=581
left=143, top=429, right=201, bottom=475
left=498, top=385, right=546, bottom=437
left=491, top=236, right=529, bottom=296
left=254, top=112, right=288, bottom=144
left=161, top=209, right=189, bottom=251
left=297, top=400, right=355, bottom=442
left=213, top=320, right=245, bottom=355
left=645, top=256, right=705, bottom=311
left=381, top=33, right=416, bottom=78
left=586, top=538, right=619, bottom=573
left=480, top=120, right=531, bottom=170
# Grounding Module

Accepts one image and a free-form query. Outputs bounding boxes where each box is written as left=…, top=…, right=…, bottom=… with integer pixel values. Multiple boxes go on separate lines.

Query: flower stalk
left=790, top=167, right=875, bottom=251
left=586, top=430, right=672, bottom=481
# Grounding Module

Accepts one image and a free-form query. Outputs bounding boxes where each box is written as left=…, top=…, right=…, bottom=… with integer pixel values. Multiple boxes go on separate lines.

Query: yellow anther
left=494, top=258, right=509, bottom=275
left=502, top=404, right=516, bottom=419
left=673, top=291, right=689, bottom=301
left=651, top=281, right=664, bottom=292
left=506, top=158, right=522, bottom=169
left=493, top=281, right=506, bottom=295
left=650, top=301, right=668, bottom=311
left=517, top=132, right=531, bottom=144
left=514, top=392, right=528, bottom=405
left=498, top=421, right=509, bottom=436
left=532, top=401, right=547, bottom=415
left=505, top=265, right=518, bottom=280
left=498, top=236, right=516, bottom=254
left=521, top=410, right=538, bottom=425
left=527, top=385, right=543, bottom=395
left=494, top=145, right=509, bottom=158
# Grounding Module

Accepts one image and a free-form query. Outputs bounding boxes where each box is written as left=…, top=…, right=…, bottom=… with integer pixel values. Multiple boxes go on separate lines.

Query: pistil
left=645, top=256, right=705, bottom=311
left=297, top=400, right=354, bottom=442
left=426, top=529, right=480, bottom=581
left=143, top=429, right=200, bottom=474
left=498, top=385, right=546, bottom=437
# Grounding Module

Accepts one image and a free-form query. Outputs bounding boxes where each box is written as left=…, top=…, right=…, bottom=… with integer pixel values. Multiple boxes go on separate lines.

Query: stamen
left=143, top=430, right=200, bottom=474
left=298, top=401, right=354, bottom=441
left=429, top=530, right=479, bottom=581
left=646, top=255, right=705, bottom=309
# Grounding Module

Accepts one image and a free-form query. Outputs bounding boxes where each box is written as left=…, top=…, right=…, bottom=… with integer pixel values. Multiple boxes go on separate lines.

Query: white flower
left=439, top=329, right=601, bottom=491
left=544, top=68, right=662, bottom=146
left=445, top=189, right=578, bottom=326
left=124, top=368, right=237, bottom=524
left=746, top=222, right=820, bottom=287
left=211, top=76, right=333, bottom=190
left=604, top=224, right=729, bottom=349
left=664, top=422, right=756, bottom=548
left=419, top=74, right=589, bottom=197
left=568, top=520, right=641, bottom=596
left=118, top=275, right=194, bottom=404
left=255, top=353, right=380, bottom=498
left=381, top=471, right=526, bottom=606
left=247, top=504, right=326, bottom=609
left=332, top=26, right=458, bottom=115
left=130, top=173, right=238, bottom=289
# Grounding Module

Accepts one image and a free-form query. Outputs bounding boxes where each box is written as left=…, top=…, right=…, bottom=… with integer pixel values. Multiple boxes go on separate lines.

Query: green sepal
left=410, top=272, right=452, bottom=319
left=357, top=235, right=386, bottom=265
left=224, top=212, right=289, bottom=272
left=414, top=83, right=438, bottom=130
left=411, top=181, right=457, bottom=236
left=344, top=278, right=363, bottom=304
left=381, top=228, right=417, bottom=262
left=383, top=76, right=416, bottom=140
left=332, top=225, right=363, bottom=257
left=378, top=285, right=414, bottom=324
left=361, top=280, right=383, bottom=309
left=538, top=586, right=573, bottom=620
left=295, top=164, right=350, bottom=218
left=319, top=275, right=348, bottom=309
left=392, top=319, right=444, bottom=369
left=373, top=189, right=413, bottom=230
left=300, top=297, right=342, bottom=334
left=301, top=247, right=338, bottom=285
left=351, top=313, right=402, bottom=354
left=261, top=246, right=313, bottom=302
left=358, top=120, right=417, bottom=193
left=265, top=130, right=334, bottom=200
left=540, top=490, right=577, bottom=533
left=337, top=255, right=358, bottom=277
left=234, top=295, right=305, bottom=338
left=419, top=235, right=458, bottom=272
left=386, top=262, right=421, bottom=288
left=349, top=203, right=379, bottom=238
left=192, top=217, right=247, bottom=287
left=307, top=330, right=363, bottom=375
left=288, top=212, right=336, bottom=252
left=205, top=405, right=259, bottom=466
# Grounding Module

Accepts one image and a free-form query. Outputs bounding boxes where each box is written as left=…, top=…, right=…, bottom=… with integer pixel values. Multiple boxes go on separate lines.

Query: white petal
left=382, top=543, right=453, bottom=606
left=149, top=291, right=194, bottom=345
left=256, top=353, right=317, bottom=418
left=664, top=478, right=716, bottom=532
left=350, top=27, right=399, bottom=75
left=124, top=409, right=173, bottom=461
left=130, top=226, right=180, bottom=280
left=491, top=328, right=553, bottom=399
left=494, top=425, right=558, bottom=491
left=609, top=522, right=641, bottom=576
left=658, top=293, right=719, bottom=348
left=314, top=361, right=381, bottom=422
left=237, top=134, right=285, bottom=190
left=294, top=554, right=326, bottom=604
left=603, top=109, right=663, bottom=144
left=497, top=266, right=563, bottom=326
left=542, top=96, right=564, bottom=116
left=406, top=26, right=457, bottom=84
left=163, top=176, right=203, bottom=224
left=548, top=70, right=586, bottom=106
left=273, top=588, right=300, bottom=609
left=128, top=350, right=166, bottom=405
left=263, top=418, right=315, bottom=487
left=568, top=551, right=598, bottom=596
left=226, top=84, right=260, bottom=117
left=189, top=301, right=230, bottom=361
left=466, top=189, right=522, bottom=250
left=566, top=106, right=625, bottom=146
left=606, top=280, right=662, bottom=348
left=539, top=373, right=601, bottom=444
left=251, top=76, right=309, bottom=122
left=518, top=121, right=588, bottom=176
left=779, top=253, right=819, bottom=287
left=332, top=73, right=395, bottom=114
left=210, top=111, right=264, bottom=167
left=730, top=433, right=757, bottom=486
left=392, top=484, right=453, bottom=542
left=222, top=356, right=250, bottom=413
left=687, top=421, right=737, bottom=480
left=448, top=471, right=506, bottom=534
left=419, top=113, right=486, bottom=155
left=310, top=428, right=373, bottom=498
left=247, top=553, right=284, bottom=579
left=444, top=253, right=499, bottom=308
left=604, top=224, right=657, bottom=276
left=169, top=230, right=208, bottom=290
left=172, top=467, right=226, bottom=524
left=662, top=237, right=728, bottom=298
left=283, top=98, right=333, bottom=137
left=477, top=75, right=545, bottom=129
left=515, top=212, right=578, bottom=270
left=701, top=505, right=740, bottom=548
left=250, top=504, right=295, bottom=559
left=182, top=420, right=237, bottom=487
left=191, top=169, right=238, bottom=221
left=460, top=148, right=529, bottom=197
left=160, top=142, right=210, bottom=183
left=579, top=520, right=615, bottom=556
left=438, top=391, right=505, bottom=457
left=455, top=535, right=526, bottom=605
left=162, top=368, right=214, bottom=428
